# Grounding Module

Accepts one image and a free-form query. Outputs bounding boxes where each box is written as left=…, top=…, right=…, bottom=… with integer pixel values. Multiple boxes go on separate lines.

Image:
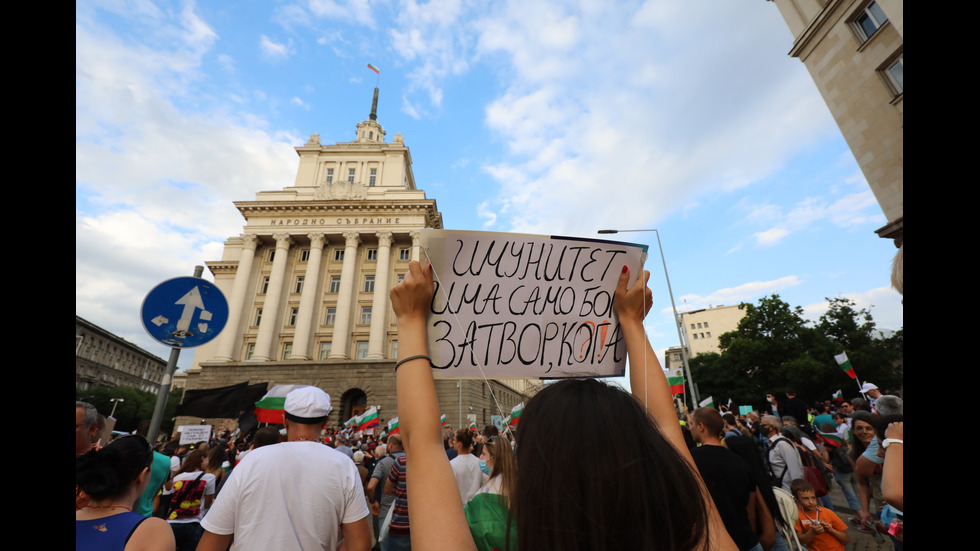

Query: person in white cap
left=198, top=386, right=371, bottom=551
left=859, top=382, right=882, bottom=413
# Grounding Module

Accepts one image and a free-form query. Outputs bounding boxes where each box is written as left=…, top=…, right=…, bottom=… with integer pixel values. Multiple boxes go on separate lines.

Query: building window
left=697, top=322, right=702, bottom=329
left=369, top=168, right=377, bottom=186
left=334, top=249, right=345, bottom=262
left=348, top=168, right=356, bottom=183
left=288, top=308, right=299, bottom=326
left=692, top=333, right=699, bottom=340
left=391, top=339, right=398, bottom=359
left=367, top=248, right=378, bottom=261
left=884, top=56, right=903, bottom=94
left=299, top=249, right=310, bottom=262
left=360, top=306, right=372, bottom=325
left=369, top=131, right=374, bottom=140
left=703, top=322, right=709, bottom=328
left=295, top=276, right=305, bottom=294
left=329, top=276, right=341, bottom=293
left=364, top=275, right=375, bottom=293
left=397, top=274, right=405, bottom=285
left=326, top=168, right=334, bottom=184
left=706, top=332, right=711, bottom=338
left=245, top=342, right=255, bottom=360
left=260, top=276, right=270, bottom=294
left=853, top=1, right=887, bottom=41
left=355, top=341, right=369, bottom=359
left=324, top=307, right=337, bottom=326
left=253, top=308, right=263, bottom=327
left=399, top=248, right=411, bottom=261
left=690, top=323, right=696, bottom=330
left=281, top=342, right=293, bottom=360
left=268, top=249, right=276, bottom=262
left=318, top=342, right=332, bottom=360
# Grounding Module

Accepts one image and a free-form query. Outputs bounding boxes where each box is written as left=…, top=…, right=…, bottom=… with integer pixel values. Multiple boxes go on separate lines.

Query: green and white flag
left=699, top=396, right=714, bottom=408
left=509, top=402, right=524, bottom=426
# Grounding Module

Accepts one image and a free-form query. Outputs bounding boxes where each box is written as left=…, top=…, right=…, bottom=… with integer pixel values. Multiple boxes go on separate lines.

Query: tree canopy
left=689, top=295, right=902, bottom=412
left=75, top=385, right=183, bottom=435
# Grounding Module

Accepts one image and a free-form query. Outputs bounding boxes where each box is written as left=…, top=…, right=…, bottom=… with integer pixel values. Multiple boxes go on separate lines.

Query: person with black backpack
left=760, top=416, right=804, bottom=492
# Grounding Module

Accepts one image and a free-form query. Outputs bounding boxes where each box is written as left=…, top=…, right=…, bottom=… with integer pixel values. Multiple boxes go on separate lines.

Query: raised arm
left=389, top=261, right=477, bottom=551
left=614, top=267, right=738, bottom=551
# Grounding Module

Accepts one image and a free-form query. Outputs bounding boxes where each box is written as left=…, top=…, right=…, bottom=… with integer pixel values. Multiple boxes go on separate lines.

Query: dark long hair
left=76, top=435, right=153, bottom=501
left=725, top=435, right=788, bottom=529
left=513, top=379, right=709, bottom=551
left=848, top=411, right=877, bottom=462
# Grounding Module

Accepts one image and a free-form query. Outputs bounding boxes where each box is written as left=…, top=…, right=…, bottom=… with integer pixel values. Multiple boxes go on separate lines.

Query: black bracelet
left=394, top=355, right=431, bottom=372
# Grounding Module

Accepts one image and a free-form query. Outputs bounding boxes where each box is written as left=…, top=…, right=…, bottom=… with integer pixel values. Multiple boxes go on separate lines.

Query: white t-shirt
left=201, top=441, right=369, bottom=550
left=450, top=452, right=488, bottom=505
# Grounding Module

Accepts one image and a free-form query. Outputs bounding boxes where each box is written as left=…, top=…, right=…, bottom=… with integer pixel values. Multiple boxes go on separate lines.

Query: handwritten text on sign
left=421, top=229, right=647, bottom=378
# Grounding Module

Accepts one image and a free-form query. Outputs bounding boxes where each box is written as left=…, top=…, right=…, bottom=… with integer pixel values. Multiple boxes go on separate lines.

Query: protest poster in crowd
left=178, top=425, right=213, bottom=444
left=420, top=229, right=647, bottom=379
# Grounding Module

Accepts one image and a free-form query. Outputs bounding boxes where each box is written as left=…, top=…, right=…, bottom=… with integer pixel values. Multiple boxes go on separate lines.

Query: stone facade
left=181, top=91, right=531, bottom=429
left=76, top=315, right=168, bottom=393
left=772, top=0, right=903, bottom=246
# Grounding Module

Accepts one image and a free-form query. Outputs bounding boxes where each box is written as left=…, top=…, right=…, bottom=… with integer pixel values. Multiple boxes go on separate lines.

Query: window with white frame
left=334, top=249, right=345, bottom=262
left=364, top=275, right=375, bottom=293
left=295, top=276, right=305, bottom=294
left=300, top=249, right=310, bottom=262
left=391, top=339, right=398, bottom=359
left=253, top=308, right=263, bottom=326
left=326, top=168, right=334, bottom=183
left=369, top=168, right=377, bottom=186
left=281, top=342, right=293, bottom=360
left=348, top=168, right=356, bottom=183
left=318, top=342, right=332, bottom=360
left=355, top=341, right=369, bottom=359
left=324, top=307, right=337, bottom=326
left=329, top=276, right=341, bottom=293
left=360, top=306, right=372, bottom=325
left=853, top=1, right=888, bottom=41
left=885, top=56, right=903, bottom=94
left=245, top=342, right=255, bottom=360
left=260, top=276, right=270, bottom=294
left=287, top=308, right=299, bottom=326
left=367, top=248, right=378, bottom=261
left=399, top=248, right=411, bottom=261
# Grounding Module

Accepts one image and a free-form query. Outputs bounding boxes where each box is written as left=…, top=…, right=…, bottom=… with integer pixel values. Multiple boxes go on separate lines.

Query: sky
left=76, top=0, right=903, bottom=376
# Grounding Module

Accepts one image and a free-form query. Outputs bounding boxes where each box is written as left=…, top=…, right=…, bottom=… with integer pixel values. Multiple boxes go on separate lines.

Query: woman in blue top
left=76, top=435, right=175, bottom=551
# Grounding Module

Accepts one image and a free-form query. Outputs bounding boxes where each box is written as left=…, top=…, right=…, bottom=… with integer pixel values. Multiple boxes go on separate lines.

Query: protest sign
left=178, top=425, right=212, bottom=444
left=421, top=229, right=647, bottom=378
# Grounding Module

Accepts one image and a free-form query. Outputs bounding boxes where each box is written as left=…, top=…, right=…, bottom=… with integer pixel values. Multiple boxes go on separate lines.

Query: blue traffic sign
left=141, top=277, right=229, bottom=348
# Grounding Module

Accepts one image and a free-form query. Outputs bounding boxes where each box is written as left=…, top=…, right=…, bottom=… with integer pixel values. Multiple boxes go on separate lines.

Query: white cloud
left=750, top=191, right=886, bottom=246
left=477, top=200, right=497, bottom=228
left=678, top=276, right=803, bottom=309
left=259, top=35, right=293, bottom=60
left=292, top=96, right=311, bottom=110
left=308, top=0, right=375, bottom=27
left=801, top=286, right=903, bottom=331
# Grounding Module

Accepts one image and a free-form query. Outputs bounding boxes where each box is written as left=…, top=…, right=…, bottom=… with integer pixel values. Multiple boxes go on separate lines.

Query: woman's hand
left=613, top=266, right=652, bottom=324
left=390, top=261, right=434, bottom=325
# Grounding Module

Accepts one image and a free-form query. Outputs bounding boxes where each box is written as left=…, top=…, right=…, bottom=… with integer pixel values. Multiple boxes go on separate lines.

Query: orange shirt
left=795, top=506, right=847, bottom=551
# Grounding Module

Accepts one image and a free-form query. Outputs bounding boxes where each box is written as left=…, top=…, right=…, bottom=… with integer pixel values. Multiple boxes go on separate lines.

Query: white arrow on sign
left=175, top=286, right=205, bottom=333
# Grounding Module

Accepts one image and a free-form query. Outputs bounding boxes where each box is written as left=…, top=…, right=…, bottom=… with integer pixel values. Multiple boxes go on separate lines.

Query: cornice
left=234, top=200, right=440, bottom=216
left=206, top=261, right=239, bottom=274
left=788, top=0, right=846, bottom=59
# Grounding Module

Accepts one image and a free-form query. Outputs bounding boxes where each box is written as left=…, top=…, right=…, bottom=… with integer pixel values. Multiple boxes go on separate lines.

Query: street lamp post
left=597, top=228, right=699, bottom=407
left=109, top=397, right=125, bottom=418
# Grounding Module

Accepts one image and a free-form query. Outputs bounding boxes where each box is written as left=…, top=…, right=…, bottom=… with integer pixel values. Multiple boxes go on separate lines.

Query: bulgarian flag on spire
left=509, top=402, right=524, bottom=427
left=667, top=376, right=685, bottom=396
left=367, top=63, right=380, bottom=74
left=835, top=352, right=857, bottom=379
left=357, top=407, right=380, bottom=431
left=387, top=417, right=400, bottom=435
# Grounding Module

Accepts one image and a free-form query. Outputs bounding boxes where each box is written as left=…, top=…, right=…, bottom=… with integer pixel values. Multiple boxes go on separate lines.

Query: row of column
left=214, top=230, right=421, bottom=362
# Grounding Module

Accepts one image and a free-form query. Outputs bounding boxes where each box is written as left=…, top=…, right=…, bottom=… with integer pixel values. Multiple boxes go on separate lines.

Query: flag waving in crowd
left=509, top=402, right=524, bottom=427
left=357, top=407, right=379, bottom=431
left=835, top=351, right=857, bottom=379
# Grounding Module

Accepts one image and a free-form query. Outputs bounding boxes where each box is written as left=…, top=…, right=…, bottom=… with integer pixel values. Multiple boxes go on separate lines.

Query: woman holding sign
left=390, top=261, right=736, bottom=551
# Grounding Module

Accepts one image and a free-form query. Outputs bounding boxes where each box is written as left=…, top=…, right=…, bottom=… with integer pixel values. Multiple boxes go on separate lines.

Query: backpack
left=765, top=437, right=800, bottom=489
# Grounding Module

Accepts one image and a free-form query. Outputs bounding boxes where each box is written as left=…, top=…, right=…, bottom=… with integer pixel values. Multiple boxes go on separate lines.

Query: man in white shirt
left=198, top=387, right=371, bottom=551
left=449, top=429, right=487, bottom=504
left=761, top=415, right=803, bottom=492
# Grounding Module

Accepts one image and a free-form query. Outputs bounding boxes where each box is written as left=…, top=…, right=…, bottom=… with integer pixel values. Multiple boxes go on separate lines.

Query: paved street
left=821, top=479, right=896, bottom=551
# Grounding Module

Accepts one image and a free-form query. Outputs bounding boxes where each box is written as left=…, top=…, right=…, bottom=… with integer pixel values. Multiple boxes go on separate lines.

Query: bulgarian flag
left=387, top=417, right=400, bottom=435
left=469, top=421, right=478, bottom=430
left=667, top=376, right=685, bottom=396
left=254, top=384, right=309, bottom=424
left=440, top=414, right=448, bottom=427
left=832, top=389, right=844, bottom=401
left=344, top=416, right=358, bottom=429
left=835, top=352, right=857, bottom=379
left=509, top=402, right=524, bottom=427
left=367, top=63, right=380, bottom=74
left=699, top=396, right=714, bottom=408
left=358, top=407, right=380, bottom=431
left=817, top=430, right=845, bottom=449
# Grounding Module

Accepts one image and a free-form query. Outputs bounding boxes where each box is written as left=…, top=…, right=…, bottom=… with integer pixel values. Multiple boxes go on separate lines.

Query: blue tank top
left=76, top=512, right=146, bottom=551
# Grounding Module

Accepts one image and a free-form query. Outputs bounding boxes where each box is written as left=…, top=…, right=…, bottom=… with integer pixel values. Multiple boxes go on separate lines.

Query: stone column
left=367, top=232, right=393, bottom=359
left=290, top=233, right=326, bottom=360
left=214, top=234, right=258, bottom=361
left=329, top=231, right=361, bottom=359
left=410, top=230, right=422, bottom=262
left=253, top=233, right=293, bottom=361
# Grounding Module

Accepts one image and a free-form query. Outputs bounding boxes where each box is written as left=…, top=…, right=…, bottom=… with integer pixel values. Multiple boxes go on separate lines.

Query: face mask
left=479, top=459, right=492, bottom=475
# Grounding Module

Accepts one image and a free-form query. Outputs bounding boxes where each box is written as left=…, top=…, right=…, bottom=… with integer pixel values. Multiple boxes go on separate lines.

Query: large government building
left=181, top=91, right=531, bottom=430
left=76, top=316, right=168, bottom=393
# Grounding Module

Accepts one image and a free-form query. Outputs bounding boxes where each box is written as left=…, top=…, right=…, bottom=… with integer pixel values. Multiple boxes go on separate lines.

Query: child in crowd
left=791, top=479, right=849, bottom=551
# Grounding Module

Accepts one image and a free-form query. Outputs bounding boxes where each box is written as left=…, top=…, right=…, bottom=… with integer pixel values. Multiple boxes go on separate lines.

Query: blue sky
left=76, top=0, right=903, bottom=373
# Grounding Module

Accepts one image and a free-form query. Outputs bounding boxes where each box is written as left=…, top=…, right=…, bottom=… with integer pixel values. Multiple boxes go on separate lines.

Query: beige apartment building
left=771, top=0, right=903, bottom=247
left=680, top=304, right=746, bottom=358
left=181, top=91, right=530, bottom=429
left=76, top=316, right=168, bottom=393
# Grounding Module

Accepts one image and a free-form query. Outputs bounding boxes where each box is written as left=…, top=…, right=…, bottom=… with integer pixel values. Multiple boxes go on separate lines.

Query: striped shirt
left=387, top=453, right=410, bottom=536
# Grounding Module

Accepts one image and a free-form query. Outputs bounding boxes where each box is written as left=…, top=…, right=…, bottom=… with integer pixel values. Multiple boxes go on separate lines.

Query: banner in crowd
left=421, top=229, right=648, bottom=378
left=178, top=425, right=212, bottom=444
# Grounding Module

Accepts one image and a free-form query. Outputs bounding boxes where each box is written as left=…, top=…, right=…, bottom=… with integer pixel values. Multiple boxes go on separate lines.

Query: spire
left=369, top=87, right=379, bottom=121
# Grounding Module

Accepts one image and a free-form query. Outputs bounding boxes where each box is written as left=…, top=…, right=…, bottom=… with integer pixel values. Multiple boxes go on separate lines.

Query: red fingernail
left=622, top=265, right=628, bottom=273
